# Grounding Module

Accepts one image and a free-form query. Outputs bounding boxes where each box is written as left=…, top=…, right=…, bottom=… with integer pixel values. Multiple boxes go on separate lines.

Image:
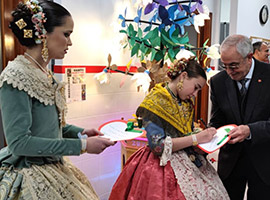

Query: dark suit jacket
left=209, top=59, right=270, bottom=185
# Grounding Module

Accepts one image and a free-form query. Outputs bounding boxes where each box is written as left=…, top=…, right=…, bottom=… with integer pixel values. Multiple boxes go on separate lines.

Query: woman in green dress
left=0, top=0, right=114, bottom=199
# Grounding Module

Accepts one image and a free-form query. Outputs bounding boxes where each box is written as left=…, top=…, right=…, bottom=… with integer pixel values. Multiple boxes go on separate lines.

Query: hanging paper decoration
left=94, top=68, right=110, bottom=84
left=176, top=48, right=195, bottom=60
left=131, top=70, right=151, bottom=93
left=95, top=0, right=221, bottom=92
left=120, top=59, right=133, bottom=87
left=205, top=44, right=220, bottom=59
left=117, top=0, right=214, bottom=62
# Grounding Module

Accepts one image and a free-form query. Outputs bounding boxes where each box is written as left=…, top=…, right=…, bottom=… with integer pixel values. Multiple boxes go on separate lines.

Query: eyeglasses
left=219, top=62, right=240, bottom=70
left=219, top=56, right=248, bottom=71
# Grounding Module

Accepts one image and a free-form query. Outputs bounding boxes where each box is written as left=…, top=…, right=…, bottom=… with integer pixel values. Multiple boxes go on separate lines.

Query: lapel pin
left=258, top=79, right=262, bottom=83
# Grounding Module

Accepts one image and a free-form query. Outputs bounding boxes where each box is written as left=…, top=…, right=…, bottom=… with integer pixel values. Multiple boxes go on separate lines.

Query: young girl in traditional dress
left=109, top=58, right=229, bottom=200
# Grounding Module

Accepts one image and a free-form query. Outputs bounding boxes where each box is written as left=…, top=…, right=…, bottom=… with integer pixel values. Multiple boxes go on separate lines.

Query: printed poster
left=65, top=68, right=86, bottom=103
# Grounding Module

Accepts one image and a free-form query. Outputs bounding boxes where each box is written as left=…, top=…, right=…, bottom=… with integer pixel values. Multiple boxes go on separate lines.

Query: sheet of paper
left=198, top=124, right=236, bottom=153
left=99, top=120, right=144, bottom=141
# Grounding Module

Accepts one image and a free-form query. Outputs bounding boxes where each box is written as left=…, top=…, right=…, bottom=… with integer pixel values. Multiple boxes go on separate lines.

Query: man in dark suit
left=252, top=41, right=269, bottom=63
left=209, top=34, right=270, bottom=200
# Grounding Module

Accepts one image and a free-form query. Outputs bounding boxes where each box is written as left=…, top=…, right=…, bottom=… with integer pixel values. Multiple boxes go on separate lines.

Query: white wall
left=55, top=0, right=137, bottom=66
left=220, top=0, right=230, bottom=23
left=231, top=0, right=270, bottom=38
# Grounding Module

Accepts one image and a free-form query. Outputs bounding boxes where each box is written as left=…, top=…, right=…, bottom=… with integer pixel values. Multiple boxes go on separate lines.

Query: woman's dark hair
left=9, top=0, right=71, bottom=47
left=167, top=57, right=206, bottom=80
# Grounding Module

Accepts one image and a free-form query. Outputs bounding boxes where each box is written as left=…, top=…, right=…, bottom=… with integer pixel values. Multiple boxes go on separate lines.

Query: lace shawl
left=0, top=55, right=67, bottom=126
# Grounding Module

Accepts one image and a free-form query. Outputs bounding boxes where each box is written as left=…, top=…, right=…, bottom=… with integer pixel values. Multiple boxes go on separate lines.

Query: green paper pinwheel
left=118, top=0, right=212, bottom=63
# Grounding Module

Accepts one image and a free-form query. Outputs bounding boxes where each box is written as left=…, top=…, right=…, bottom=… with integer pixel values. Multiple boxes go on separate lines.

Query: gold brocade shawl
left=139, top=83, right=194, bottom=136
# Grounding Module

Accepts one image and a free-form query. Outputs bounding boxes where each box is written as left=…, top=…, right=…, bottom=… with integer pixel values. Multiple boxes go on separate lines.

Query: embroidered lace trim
left=170, top=150, right=230, bottom=199
left=160, top=136, right=229, bottom=199
left=160, top=136, right=172, bottom=166
left=0, top=55, right=67, bottom=126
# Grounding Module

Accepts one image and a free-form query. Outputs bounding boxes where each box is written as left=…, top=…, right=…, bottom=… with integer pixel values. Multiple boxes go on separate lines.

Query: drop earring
left=177, top=80, right=183, bottom=91
left=41, top=38, right=49, bottom=62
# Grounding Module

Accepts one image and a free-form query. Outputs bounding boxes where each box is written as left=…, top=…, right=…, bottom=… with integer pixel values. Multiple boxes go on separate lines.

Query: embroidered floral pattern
left=149, top=133, right=164, bottom=154
left=0, top=161, right=99, bottom=200
left=166, top=141, right=230, bottom=200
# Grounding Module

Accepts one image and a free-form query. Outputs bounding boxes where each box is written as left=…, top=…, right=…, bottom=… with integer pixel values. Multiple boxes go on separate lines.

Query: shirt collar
left=245, top=58, right=255, bottom=79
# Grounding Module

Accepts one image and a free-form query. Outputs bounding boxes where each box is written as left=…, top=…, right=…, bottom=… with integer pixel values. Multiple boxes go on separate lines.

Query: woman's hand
left=196, top=127, right=216, bottom=144
left=82, top=128, right=104, bottom=137
left=86, top=136, right=115, bottom=154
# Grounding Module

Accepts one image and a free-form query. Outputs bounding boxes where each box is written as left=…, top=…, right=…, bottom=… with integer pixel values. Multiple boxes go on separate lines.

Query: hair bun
left=9, top=2, right=36, bottom=47
left=12, top=2, right=31, bottom=17
left=167, top=58, right=188, bottom=80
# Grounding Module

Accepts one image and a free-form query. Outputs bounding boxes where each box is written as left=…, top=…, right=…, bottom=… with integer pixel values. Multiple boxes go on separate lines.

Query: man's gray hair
left=220, top=35, right=253, bottom=58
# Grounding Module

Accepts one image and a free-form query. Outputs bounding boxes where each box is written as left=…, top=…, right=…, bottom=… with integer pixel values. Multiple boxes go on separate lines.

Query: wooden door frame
left=194, top=13, right=212, bottom=127
left=1, top=0, right=25, bottom=71
left=0, top=0, right=24, bottom=147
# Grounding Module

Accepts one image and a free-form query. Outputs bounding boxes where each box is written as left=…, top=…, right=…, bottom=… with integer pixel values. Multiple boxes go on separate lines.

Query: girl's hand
left=196, top=127, right=216, bottom=144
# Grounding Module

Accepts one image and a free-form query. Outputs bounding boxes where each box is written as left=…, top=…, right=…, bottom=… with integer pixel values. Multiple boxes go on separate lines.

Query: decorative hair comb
left=23, top=29, right=33, bottom=38
left=167, top=58, right=188, bottom=79
left=25, top=0, right=47, bottom=44
left=15, top=18, right=27, bottom=30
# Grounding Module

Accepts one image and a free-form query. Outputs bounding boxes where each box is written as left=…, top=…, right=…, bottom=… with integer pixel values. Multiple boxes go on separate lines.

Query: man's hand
left=228, top=125, right=250, bottom=144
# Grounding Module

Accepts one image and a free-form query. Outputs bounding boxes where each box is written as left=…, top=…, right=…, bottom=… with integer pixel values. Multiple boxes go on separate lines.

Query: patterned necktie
left=239, top=78, right=248, bottom=97
left=239, top=78, right=248, bottom=120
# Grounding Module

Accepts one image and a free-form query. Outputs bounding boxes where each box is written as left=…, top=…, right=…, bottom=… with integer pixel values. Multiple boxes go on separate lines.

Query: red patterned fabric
left=109, top=146, right=186, bottom=200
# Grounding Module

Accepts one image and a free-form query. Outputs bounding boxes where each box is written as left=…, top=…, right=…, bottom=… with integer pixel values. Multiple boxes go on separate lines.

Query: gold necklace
left=24, top=52, right=52, bottom=80
left=166, top=82, right=181, bottom=105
